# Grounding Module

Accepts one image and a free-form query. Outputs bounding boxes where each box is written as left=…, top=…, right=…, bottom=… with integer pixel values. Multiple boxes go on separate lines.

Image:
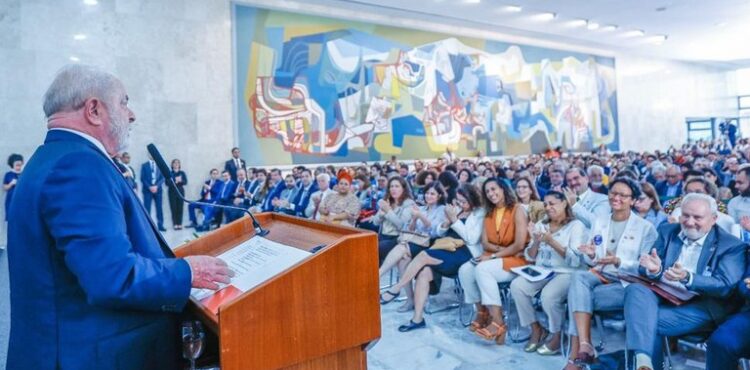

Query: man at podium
left=6, top=65, right=233, bottom=370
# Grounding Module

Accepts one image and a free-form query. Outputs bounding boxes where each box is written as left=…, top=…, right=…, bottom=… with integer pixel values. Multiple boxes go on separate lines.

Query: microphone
left=147, top=143, right=269, bottom=237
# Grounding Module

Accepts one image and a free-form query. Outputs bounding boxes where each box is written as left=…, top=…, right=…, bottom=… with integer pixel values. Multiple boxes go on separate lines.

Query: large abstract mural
left=234, top=5, right=618, bottom=166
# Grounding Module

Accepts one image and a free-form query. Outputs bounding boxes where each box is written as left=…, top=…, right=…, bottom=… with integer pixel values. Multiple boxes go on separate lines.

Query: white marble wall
left=616, top=55, right=738, bottom=152
left=0, top=0, right=740, bottom=226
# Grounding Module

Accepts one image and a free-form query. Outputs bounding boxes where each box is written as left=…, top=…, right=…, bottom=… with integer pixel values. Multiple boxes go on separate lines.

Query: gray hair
left=587, top=165, right=604, bottom=176
left=316, top=173, right=331, bottom=183
left=43, top=64, right=121, bottom=118
left=651, top=164, right=666, bottom=176
left=681, top=193, right=718, bottom=216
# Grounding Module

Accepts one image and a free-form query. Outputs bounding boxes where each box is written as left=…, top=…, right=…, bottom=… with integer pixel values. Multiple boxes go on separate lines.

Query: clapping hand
left=664, top=262, right=688, bottom=282
left=563, top=187, right=578, bottom=206
left=444, top=204, right=459, bottom=223
left=597, top=254, right=621, bottom=267
left=740, top=216, right=750, bottom=231
left=378, top=199, right=391, bottom=213
left=639, top=248, right=662, bottom=274
left=578, top=243, right=596, bottom=259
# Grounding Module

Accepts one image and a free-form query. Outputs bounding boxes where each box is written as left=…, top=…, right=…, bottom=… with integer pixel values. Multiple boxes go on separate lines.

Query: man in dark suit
left=224, top=147, right=246, bottom=181
left=287, top=168, right=317, bottom=217
left=198, top=170, right=235, bottom=231
left=224, top=168, right=252, bottom=223
left=706, top=259, right=750, bottom=370
left=7, top=64, right=232, bottom=370
left=140, top=154, right=166, bottom=231
left=654, top=165, right=683, bottom=202
left=187, top=168, right=221, bottom=228
left=623, top=193, right=746, bottom=370
left=117, top=151, right=137, bottom=190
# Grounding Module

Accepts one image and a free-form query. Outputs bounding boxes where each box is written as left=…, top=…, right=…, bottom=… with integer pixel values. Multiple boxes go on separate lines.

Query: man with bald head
left=7, top=65, right=233, bottom=369
left=622, top=193, right=746, bottom=370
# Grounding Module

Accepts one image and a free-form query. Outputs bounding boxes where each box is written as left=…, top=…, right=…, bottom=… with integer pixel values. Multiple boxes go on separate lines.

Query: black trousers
left=168, top=186, right=184, bottom=226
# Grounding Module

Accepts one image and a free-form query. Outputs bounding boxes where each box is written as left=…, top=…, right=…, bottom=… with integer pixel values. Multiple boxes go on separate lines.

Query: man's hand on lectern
left=184, top=256, right=235, bottom=290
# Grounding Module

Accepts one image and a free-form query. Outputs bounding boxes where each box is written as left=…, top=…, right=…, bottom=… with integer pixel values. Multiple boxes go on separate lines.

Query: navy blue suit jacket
left=7, top=130, right=192, bottom=370
left=292, top=182, right=318, bottom=216
left=261, top=180, right=286, bottom=212
left=140, top=160, right=165, bottom=190
left=655, top=180, right=683, bottom=199
left=642, top=223, right=746, bottom=320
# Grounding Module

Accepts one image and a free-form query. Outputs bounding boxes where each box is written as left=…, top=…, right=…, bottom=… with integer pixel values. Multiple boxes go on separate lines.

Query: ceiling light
left=568, top=19, right=587, bottom=28
left=73, top=34, right=87, bottom=40
left=601, top=25, right=618, bottom=32
left=504, top=5, right=522, bottom=12
left=586, top=21, right=600, bottom=30
left=69, top=56, right=80, bottom=62
left=623, top=29, right=646, bottom=37
left=533, top=12, right=556, bottom=21
left=83, top=0, right=98, bottom=5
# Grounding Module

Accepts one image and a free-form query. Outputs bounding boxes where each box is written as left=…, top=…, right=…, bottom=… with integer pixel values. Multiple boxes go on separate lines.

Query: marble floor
left=0, top=228, right=706, bottom=370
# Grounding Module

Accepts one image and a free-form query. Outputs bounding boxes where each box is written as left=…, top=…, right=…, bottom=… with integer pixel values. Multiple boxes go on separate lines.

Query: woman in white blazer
left=563, top=177, right=658, bottom=369
left=379, top=184, right=485, bottom=332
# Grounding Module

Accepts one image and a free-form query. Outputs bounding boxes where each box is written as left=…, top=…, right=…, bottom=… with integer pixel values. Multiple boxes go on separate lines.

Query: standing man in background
left=7, top=64, right=232, bottom=370
left=224, top=147, right=246, bottom=181
left=141, top=153, right=166, bottom=231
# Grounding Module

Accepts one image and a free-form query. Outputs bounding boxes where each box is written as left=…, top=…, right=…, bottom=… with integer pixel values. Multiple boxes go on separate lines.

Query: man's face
left=222, top=172, right=231, bottom=182
left=210, top=170, right=219, bottom=180
left=565, top=171, right=589, bottom=194
left=728, top=158, right=739, bottom=173
left=399, top=167, right=408, bottom=177
left=271, top=171, right=282, bottom=183
left=549, top=171, right=564, bottom=186
left=685, top=181, right=708, bottom=195
left=680, top=199, right=717, bottom=240
left=103, top=83, right=135, bottom=154
left=301, top=171, right=312, bottom=186
left=237, top=170, right=247, bottom=182
left=666, top=168, right=681, bottom=186
left=121, top=153, right=131, bottom=164
left=377, top=177, right=387, bottom=189
left=735, top=171, right=750, bottom=196
left=317, top=176, right=329, bottom=190
left=232, top=149, right=240, bottom=159
left=589, top=170, right=603, bottom=185
left=285, top=176, right=296, bottom=188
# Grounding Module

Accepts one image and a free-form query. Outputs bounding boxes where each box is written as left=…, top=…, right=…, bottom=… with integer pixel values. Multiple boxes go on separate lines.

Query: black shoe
left=158, top=226, right=167, bottom=232
left=398, top=319, right=426, bottom=332
left=187, top=223, right=197, bottom=229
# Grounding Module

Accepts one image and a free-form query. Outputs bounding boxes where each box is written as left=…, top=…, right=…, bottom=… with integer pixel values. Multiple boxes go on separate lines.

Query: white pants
left=458, top=259, right=516, bottom=306
left=510, top=273, right=572, bottom=333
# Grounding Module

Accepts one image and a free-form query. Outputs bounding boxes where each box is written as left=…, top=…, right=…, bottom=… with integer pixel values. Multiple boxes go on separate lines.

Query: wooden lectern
left=174, top=213, right=381, bottom=370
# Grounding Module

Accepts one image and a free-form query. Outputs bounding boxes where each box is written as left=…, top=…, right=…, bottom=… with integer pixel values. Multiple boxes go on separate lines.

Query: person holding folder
left=623, top=193, right=746, bottom=370
left=6, top=65, right=233, bottom=370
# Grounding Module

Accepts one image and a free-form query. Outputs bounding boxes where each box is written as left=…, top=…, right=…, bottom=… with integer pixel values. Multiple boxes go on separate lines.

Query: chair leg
left=594, top=314, right=606, bottom=352
left=663, top=337, right=673, bottom=370
left=500, top=287, right=530, bottom=343
left=425, top=278, right=460, bottom=314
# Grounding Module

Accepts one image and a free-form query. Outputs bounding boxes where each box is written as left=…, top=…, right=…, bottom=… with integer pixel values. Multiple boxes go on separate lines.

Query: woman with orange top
left=458, top=177, right=529, bottom=345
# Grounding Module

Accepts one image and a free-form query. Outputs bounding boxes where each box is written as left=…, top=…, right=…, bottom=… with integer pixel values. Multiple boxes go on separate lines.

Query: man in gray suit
left=623, top=193, right=746, bottom=370
left=564, top=167, right=611, bottom=228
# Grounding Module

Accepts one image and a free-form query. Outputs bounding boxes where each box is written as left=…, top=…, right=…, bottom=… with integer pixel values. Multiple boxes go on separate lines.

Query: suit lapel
left=696, top=227, right=718, bottom=275
left=664, top=228, right=683, bottom=268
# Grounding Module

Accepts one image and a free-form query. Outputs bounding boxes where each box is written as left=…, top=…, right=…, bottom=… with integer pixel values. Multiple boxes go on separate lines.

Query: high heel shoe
left=468, top=309, right=490, bottom=332
left=474, top=322, right=508, bottom=345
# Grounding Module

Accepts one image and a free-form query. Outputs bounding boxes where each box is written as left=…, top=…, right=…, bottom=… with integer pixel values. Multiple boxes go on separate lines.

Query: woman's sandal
left=468, top=310, right=490, bottom=332
left=474, top=321, right=508, bottom=345
left=379, top=290, right=400, bottom=305
left=574, top=341, right=597, bottom=365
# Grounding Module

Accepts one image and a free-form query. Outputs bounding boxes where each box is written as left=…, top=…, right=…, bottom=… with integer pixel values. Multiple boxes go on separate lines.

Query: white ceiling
left=299, top=0, right=750, bottom=68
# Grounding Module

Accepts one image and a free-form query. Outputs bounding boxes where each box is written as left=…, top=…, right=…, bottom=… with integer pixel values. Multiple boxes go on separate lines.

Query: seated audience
left=198, top=170, right=235, bottom=231
left=511, top=190, right=587, bottom=355
left=564, top=167, right=611, bottom=228
left=635, top=182, right=668, bottom=228
left=188, top=168, right=220, bottom=228
left=270, top=174, right=299, bottom=213
left=318, top=169, right=361, bottom=227
left=624, top=193, right=746, bottom=370
left=248, top=169, right=270, bottom=213
left=564, top=178, right=658, bottom=369
left=459, top=177, right=528, bottom=345
left=706, top=265, right=750, bottom=370
left=224, top=168, right=252, bottom=223
left=514, top=176, right=545, bottom=224
left=372, top=176, right=415, bottom=265
left=305, top=173, right=334, bottom=220
left=655, top=165, right=683, bottom=202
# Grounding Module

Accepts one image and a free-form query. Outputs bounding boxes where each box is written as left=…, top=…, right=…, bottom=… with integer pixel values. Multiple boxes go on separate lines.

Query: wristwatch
left=679, top=272, right=691, bottom=285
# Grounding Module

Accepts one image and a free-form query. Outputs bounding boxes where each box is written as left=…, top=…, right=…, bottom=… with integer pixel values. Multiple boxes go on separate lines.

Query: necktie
left=150, top=161, right=156, bottom=185
left=236, top=159, right=240, bottom=170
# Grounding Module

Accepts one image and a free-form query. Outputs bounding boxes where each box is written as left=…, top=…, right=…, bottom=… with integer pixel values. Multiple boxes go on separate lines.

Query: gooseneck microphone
left=147, top=143, right=269, bottom=237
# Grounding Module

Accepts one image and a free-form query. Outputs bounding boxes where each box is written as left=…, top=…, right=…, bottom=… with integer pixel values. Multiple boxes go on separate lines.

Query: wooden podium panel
left=174, top=213, right=381, bottom=370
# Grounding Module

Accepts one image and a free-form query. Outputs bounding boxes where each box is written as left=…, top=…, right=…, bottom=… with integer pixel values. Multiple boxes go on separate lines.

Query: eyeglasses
left=609, top=191, right=633, bottom=199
